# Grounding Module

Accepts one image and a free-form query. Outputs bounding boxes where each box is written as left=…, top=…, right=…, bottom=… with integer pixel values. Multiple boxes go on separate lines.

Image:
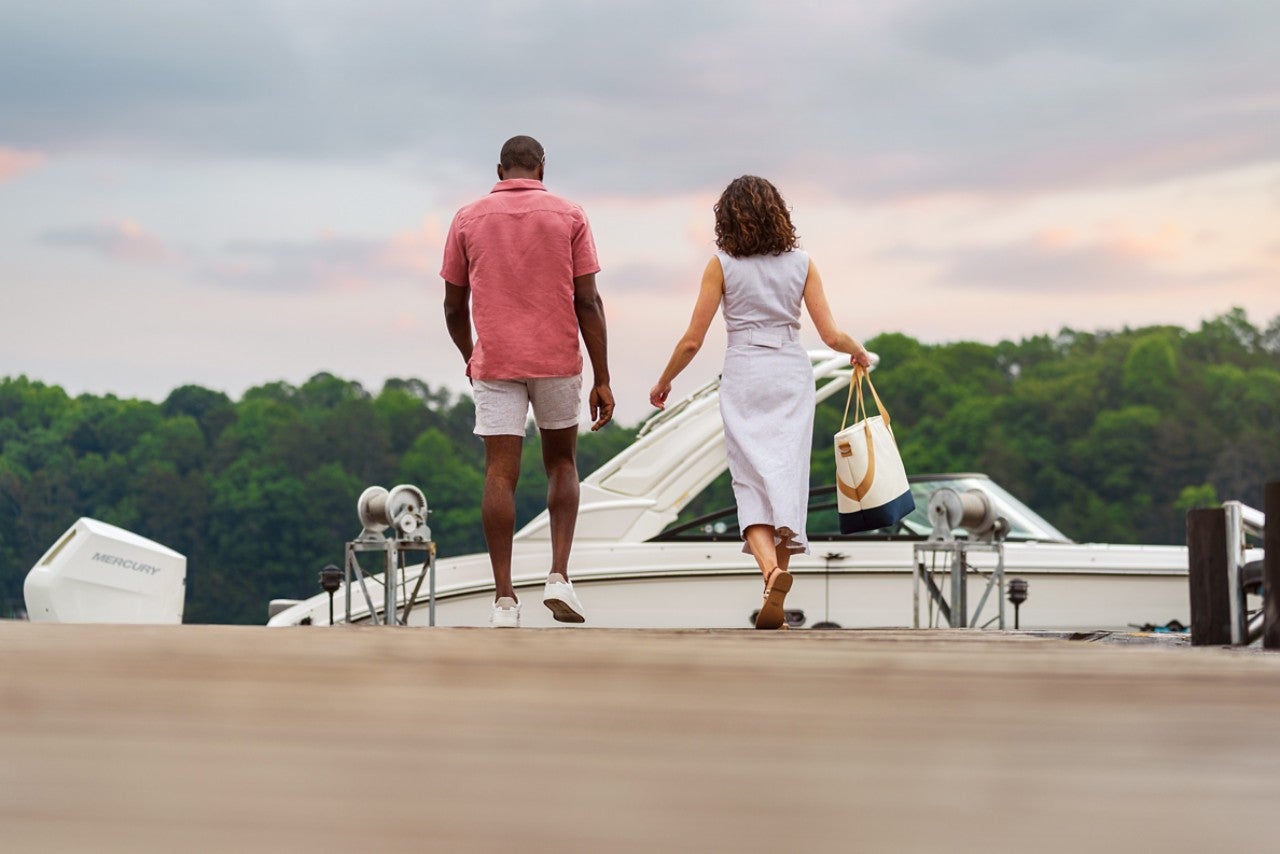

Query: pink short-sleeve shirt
left=440, top=179, right=601, bottom=380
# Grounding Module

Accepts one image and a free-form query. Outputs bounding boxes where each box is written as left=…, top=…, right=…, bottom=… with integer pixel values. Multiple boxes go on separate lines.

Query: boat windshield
left=654, top=473, right=1073, bottom=544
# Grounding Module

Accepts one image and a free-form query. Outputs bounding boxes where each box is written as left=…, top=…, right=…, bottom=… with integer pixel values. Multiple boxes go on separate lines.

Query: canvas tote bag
left=834, top=365, right=915, bottom=533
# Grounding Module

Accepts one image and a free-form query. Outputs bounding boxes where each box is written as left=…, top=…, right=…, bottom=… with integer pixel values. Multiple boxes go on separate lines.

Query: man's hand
left=589, top=383, right=614, bottom=431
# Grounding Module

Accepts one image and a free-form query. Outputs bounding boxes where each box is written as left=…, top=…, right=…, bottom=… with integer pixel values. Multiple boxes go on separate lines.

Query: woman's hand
left=649, top=381, right=672, bottom=410
left=850, top=347, right=873, bottom=369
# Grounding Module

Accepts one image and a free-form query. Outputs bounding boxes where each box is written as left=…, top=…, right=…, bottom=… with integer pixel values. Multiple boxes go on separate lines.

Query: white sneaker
left=489, top=596, right=520, bottom=628
left=542, top=574, right=586, bottom=624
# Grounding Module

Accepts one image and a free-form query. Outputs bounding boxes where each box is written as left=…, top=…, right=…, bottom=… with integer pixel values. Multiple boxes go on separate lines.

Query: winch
left=926, top=487, right=1009, bottom=544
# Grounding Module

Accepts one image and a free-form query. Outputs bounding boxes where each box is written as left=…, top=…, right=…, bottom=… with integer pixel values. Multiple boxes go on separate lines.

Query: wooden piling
left=1264, top=481, right=1280, bottom=649
left=1187, top=507, right=1231, bottom=646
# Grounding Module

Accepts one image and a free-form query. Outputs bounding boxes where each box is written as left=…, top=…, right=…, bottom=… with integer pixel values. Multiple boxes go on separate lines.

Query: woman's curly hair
left=713, top=175, right=799, bottom=257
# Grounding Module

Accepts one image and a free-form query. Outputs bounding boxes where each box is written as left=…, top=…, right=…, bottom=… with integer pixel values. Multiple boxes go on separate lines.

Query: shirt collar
left=490, top=178, right=546, bottom=193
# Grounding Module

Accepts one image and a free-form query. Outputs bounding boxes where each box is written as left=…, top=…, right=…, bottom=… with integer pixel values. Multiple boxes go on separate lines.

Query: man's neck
left=498, top=163, right=544, bottom=182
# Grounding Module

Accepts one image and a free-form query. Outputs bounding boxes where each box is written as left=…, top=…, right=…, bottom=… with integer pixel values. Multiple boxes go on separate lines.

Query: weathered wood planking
left=2, top=623, right=1278, bottom=853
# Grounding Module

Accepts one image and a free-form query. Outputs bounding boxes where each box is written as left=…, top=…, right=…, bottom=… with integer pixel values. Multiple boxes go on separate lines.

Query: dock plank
left=2, top=624, right=1277, bottom=852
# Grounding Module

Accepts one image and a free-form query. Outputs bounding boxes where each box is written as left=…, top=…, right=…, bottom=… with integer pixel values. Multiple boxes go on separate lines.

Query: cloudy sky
left=2, top=0, right=1277, bottom=424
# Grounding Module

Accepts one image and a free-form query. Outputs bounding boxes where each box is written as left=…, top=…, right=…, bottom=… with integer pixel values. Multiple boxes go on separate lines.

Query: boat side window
left=655, top=484, right=923, bottom=542
left=652, top=475, right=1072, bottom=543
left=905, top=476, right=1073, bottom=543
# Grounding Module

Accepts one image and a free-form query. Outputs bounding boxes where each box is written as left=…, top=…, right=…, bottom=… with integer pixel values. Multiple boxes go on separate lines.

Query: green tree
left=1122, top=333, right=1178, bottom=407
left=4, top=311, right=1278, bottom=623
left=398, top=428, right=486, bottom=556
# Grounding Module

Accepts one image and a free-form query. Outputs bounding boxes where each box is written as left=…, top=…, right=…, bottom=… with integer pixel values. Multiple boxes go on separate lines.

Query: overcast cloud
left=4, top=1, right=1276, bottom=196
left=1, top=0, right=1277, bottom=417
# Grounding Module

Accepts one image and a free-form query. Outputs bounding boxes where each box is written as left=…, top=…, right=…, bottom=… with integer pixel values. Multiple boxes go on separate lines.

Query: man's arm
left=443, top=281, right=474, bottom=365
left=573, top=273, right=613, bottom=431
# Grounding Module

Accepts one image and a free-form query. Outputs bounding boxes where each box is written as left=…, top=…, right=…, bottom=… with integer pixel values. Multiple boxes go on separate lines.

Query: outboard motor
left=23, top=518, right=186, bottom=624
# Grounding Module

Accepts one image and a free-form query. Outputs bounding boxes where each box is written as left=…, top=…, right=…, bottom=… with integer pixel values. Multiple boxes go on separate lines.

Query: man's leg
left=482, top=435, right=524, bottom=600
left=540, top=425, right=579, bottom=578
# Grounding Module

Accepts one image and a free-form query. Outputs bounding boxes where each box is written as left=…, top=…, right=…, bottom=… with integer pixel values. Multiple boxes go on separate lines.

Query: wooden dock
left=3, top=623, right=1278, bottom=852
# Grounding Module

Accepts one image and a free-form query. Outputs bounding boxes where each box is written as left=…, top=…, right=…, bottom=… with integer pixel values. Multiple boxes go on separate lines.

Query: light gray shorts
left=472, top=375, right=583, bottom=436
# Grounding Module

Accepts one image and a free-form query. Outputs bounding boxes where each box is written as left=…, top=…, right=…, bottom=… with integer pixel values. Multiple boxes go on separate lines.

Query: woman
left=649, top=176, right=873, bottom=630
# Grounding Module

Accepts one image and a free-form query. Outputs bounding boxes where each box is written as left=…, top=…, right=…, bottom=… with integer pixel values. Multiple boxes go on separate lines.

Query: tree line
left=2, top=309, right=1277, bottom=624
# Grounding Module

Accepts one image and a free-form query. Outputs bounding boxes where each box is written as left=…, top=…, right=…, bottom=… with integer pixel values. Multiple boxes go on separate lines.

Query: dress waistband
left=726, top=326, right=799, bottom=348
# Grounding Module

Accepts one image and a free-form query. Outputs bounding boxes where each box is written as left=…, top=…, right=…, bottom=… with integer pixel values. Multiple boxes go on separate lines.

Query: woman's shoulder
left=716, top=249, right=809, bottom=274
left=758, top=249, right=810, bottom=271
left=768, top=248, right=808, bottom=262
left=783, top=249, right=811, bottom=275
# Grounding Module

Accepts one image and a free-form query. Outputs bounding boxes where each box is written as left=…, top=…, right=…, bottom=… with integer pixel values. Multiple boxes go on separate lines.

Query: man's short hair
left=500, top=135, right=545, bottom=171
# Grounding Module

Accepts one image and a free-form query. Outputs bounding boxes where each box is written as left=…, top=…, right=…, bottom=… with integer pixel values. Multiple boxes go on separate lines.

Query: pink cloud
left=884, top=222, right=1240, bottom=295
left=373, top=217, right=444, bottom=277
left=1101, top=228, right=1185, bottom=262
left=209, top=221, right=445, bottom=292
left=0, top=147, right=45, bottom=182
left=40, top=219, right=170, bottom=263
left=1029, top=223, right=1187, bottom=263
left=109, top=219, right=169, bottom=262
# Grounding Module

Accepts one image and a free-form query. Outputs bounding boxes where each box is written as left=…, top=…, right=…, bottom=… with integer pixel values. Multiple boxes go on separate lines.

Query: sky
left=2, top=0, right=1278, bottom=425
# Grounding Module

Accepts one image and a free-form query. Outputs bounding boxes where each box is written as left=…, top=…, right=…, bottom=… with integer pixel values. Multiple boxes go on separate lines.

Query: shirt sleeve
left=570, top=208, right=602, bottom=278
left=439, top=211, right=469, bottom=286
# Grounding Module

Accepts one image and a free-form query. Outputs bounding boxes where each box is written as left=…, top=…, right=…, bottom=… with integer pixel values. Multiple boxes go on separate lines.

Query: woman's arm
left=802, top=259, right=872, bottom=367
left=649, top=257, right=724, bottom=410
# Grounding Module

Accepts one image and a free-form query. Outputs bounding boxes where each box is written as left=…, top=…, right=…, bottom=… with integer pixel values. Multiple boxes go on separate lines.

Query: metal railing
left=1223, top=501, right=1266, bottom=645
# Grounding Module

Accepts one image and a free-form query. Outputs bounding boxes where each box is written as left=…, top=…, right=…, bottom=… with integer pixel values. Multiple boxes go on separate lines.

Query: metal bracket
left=344, top=536, right=435, bottom=626
left=912, top=541, right=1006, bottom=629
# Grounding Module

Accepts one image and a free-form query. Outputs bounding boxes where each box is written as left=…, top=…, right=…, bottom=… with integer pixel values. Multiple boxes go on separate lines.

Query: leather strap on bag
left=840, top=364, right=891, bottom=431
left=836, top=364, right=892, bottom=501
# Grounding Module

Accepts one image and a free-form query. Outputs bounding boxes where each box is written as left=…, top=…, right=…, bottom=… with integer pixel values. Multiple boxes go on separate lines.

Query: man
left=441, top=135, right=613, bottom=628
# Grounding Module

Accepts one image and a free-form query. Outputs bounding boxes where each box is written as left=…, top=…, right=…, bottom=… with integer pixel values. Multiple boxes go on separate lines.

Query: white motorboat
left=268, top=353, right=1193, bottom=631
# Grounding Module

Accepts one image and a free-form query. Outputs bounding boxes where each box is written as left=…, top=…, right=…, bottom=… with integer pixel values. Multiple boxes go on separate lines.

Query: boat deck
left=3, top=623, right=1277, bottom=852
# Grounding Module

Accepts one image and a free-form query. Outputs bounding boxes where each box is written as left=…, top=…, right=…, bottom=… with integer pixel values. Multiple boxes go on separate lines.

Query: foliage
left=845, top=309, right=1280, bottom=547
left=0, top=373, right=636, bottom=624
left=2, top=309, right=1277, bottom=623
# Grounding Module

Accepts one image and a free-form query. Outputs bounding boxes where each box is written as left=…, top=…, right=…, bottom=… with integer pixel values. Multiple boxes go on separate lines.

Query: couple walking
left=441, top=135, right=871, bottom=629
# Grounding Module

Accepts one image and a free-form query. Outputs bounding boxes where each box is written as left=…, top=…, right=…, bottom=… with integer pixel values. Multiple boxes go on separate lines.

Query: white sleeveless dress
left=717, top=249, right=815, bottom=555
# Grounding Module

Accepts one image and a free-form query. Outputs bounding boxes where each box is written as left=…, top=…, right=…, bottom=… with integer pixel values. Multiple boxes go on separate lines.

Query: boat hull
left=273, top=540, right=1195, bottom=632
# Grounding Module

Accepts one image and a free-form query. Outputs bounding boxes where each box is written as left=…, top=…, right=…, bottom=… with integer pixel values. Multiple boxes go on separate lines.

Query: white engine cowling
left=23, top=518, right=186, bottom=624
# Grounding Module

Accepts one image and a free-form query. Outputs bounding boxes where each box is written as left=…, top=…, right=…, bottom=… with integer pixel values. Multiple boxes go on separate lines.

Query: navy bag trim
left=839, top=489, right=916, bottom=535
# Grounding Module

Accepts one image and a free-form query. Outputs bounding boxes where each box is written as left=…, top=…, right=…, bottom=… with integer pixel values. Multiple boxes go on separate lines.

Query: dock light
left=1007, top=577, right=1029, bottom=629
left=319, top=564, right=343, bottom=626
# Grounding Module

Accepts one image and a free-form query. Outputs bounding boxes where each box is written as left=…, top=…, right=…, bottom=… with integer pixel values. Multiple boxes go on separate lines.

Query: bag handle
left=837, top=365, right=886, bottom=502
left=840, top=364, right=892, bottom=430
